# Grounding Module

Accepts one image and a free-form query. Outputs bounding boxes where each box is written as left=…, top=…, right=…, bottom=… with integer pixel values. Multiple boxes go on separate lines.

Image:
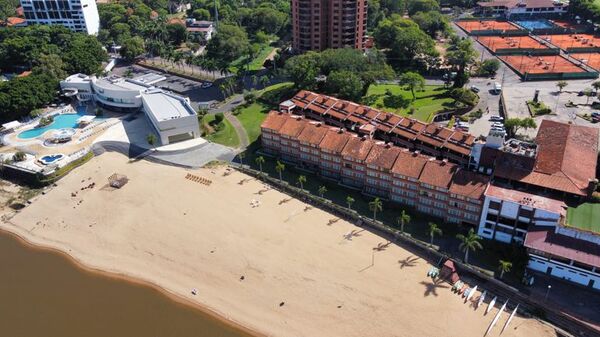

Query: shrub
left=479, top=59, right=500, bottom=76
left=383, top=94, right=410, bottom=109
left=38, top=115, right=54, bottom=127
left=243, top=90, right=257, bottom=104
left=215, top=112, right=225, bottom=124
left=13, top=151, right=26, bottom=162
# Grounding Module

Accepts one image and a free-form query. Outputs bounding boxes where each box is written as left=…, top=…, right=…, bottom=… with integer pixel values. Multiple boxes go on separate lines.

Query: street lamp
left=545, top=285, right=552, bottom=301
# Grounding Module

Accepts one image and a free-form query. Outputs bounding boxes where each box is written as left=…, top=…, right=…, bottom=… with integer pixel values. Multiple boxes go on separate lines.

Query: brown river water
left=0, top=230, right=254, bottom=337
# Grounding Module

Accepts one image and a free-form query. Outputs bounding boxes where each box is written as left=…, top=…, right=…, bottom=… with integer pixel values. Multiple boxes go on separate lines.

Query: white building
left=477, top=0, right=568, bottom=18
left=60, top=73, right=199, bottom=145
left=20, top=0, right=100, bottom=35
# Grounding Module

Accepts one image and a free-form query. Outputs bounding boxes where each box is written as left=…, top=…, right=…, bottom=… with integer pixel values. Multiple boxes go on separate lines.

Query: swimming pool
left=18, top=107, right=87, bottom=139
left=39, top=154, right=64, bottom=165
left=514, top=19, right=556, bottom=30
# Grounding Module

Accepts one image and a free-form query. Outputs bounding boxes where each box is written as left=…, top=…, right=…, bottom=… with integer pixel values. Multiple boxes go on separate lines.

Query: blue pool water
left=40, top=154, right=64, bottom=163
left=18, top=107, right=87, bottom=139
left=515, top=20, right=556, bottom=30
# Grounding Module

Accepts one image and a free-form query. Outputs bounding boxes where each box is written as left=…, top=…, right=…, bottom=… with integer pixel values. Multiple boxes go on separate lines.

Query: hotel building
left=291, top=0, right=368, bottom=52
left=60, top=73, right=199, bottom=145
left=261, top=111, right=489, bottom=226
left=20, top=0, right=100, bottom=34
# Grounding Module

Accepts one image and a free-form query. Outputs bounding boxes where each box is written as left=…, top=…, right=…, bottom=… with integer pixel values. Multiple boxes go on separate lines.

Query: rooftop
left=566, top=203, right=600, bottom=234
left=141, top=90, right=196, bottom=121
left=485, top=184, right=567, bottom=215
left=297, top=122, right=329, bottom=146
left=449, top=170, right=490, bottom=200
left=132, top=73, right=166, bottom=85
left=525, top=226, right=600, bottom=269
left=419, top=160, right=458, bottom=189
left=95, top=76, right=150, bottom=92
left=341, top=136, right=374, bottom=161
left=391, top=150, right=429, bottom=178
left=365, top=143, right=401, bottom=170
left=261, top=111, right=290, bottom=131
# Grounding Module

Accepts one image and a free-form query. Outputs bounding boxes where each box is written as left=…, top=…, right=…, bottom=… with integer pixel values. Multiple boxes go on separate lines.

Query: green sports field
left=566, top=203, right=600, bottom=234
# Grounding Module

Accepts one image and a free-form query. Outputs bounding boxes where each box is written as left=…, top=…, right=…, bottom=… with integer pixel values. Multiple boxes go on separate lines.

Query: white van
left=492, top=82, right=502, bottom=94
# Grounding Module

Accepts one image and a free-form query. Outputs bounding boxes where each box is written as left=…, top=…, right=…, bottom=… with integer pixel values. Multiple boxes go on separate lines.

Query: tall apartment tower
left=291, top=0, right=368, bottom=52
left=20, top=0, right=100, bottom=35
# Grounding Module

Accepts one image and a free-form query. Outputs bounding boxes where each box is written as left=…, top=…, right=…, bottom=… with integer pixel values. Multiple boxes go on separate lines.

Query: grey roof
left=94, top=77, right=149, bottom=92
left=141, top=90, right=196, bottom=121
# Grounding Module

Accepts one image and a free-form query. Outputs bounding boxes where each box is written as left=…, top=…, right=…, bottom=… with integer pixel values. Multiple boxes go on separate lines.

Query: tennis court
left=477, top=35, right=548, bottom=52
left=539, top=34, right=600, bottom=50
left=500, top=55, right=587, bottom=74
left=572, top=53, right=600, bottom=71
left=550, top=20, right=589, bottom=31
left=456, top=20, right=521, bottom=33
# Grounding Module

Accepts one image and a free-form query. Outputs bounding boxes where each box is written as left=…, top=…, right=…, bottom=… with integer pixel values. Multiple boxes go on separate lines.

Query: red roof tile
left=391, top=150, right=429, bottom=178
left=341, top=136, right=374, bottom=161
left=319, top=128, right=351, bottom=153
left=449, top=170, right=490, bottom=200
left=278, top=116, right=308, bottom=138
left=365, top=143, right=401, bottom=170
left=261, top=111, right=290, bottom=132
left=297, top=122, right=328, bottom=145
left=419, top=160, right=458, bottom=189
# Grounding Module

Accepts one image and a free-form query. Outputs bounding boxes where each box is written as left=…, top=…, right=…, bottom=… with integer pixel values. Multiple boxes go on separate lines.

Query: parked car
left=470, top=85, right=480, bottom=93
left=201, top=82, right=213, bottom=89
left=491, top=82, right=502, bottom=94
left=491, top=122, right=504, bottom=128
left=489, top=116, right=504, bottom=122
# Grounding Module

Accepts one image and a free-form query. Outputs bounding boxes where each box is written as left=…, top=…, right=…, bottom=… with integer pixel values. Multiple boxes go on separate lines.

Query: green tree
left=412, top=11, right=448, bottom=37
left=479, top=59, right=500, bottom=76
left=325, top=70, right=364, bottom=101
left=192, top=8, right=211, bottom=20
left=297, top=175, right=307, bottom=190
left=167, top=23, right=188, bottom=46
left=374, top=15, right=437, bottom=67
left=399, top=71, right=425, bottom=100
left=206, top=24, right=250, bottom=69
left=146, top=133, right=157, bottom=146
left=318, top=185, right=328, bottom=198
left=214, top=112, right=225, bottom=124
left=120, top=36, right=146, bottom=61
left=369, top=197, right=383, bottom=221
left=34, top=53, right=67, bottom=80
left=397, top=210, right=411, bottom=233
left=449, top=88, right=478, bottom=106
left=255, top=155, right=265, bottom=173
left=284, top=51, right=321, bottom=90
left=428, top=222, right=442, bottom=246
left=346, top=196, right=355, bottom=210
left=556, top=80, right=568, bottom=93
left=12, top=151, right=26, bottom=162
left=504, top=117, right=537, bottom=137
left=446, top=37, right=477, bottom=88
left=456, top=228, right=483, bottom=264
left=592, top=81, right=600, bottom=94
left=498, top=260, right=512, bottom=279
left=275, top=160, right=285, bottom=182
left=0, top=0, right=19, bottom=21
left=407, top=0, right=439, bottom=15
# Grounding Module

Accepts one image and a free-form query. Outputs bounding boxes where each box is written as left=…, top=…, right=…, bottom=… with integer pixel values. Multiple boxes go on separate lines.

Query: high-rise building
left=291, top=0, right=368, bottom=52
left=20, top=0, right=100, bottom=35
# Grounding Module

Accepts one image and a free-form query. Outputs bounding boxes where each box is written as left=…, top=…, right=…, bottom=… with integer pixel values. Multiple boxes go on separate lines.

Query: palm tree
left=369, top=197, right=383, bottom=221
left=593, top=81, right=600, bottom=94
left=297, top=175, right=307, bottom=190
left=239, top=152, right=245, bottom=166
left=275, top=161, right=285, bottom=182
left=185, top=54, right=195, bottom=75
left=397, top=210, right=411, bottom=233
left=456, top=228, right=483, bottom=264
left=346, top=196, right=355, bottom=210
left=498, top=260, right=512, bottom=279
left=556, top=80, right=568, bottom=93
left=318, top=185, right=327, bottom=198
left=255, top=156, right=265, bottom=173
left=428, top=222, right=442, bottom=246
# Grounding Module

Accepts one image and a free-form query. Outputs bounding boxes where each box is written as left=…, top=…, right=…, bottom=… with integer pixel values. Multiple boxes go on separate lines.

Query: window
left=489, top=200, right=501, bottom=210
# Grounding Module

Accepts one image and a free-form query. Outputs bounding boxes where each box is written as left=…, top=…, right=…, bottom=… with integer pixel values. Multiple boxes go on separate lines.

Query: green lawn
left=566, top=203, right=600, bottom=234
left=235, top=82, right=294, bottom=144
left=202, top=114, right=240, bottom=148
left=363, top=84, right=455, bottom=122
left=229, top=45, right=276, bottom=73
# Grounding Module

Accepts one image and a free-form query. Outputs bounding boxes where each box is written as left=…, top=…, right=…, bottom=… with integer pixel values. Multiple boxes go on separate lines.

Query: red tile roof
left=319, top=128, right=351, bottom=153
left=419, top=160, right=458, bottom=189
left=6, top=17, right=25, bottom=26
left=297, top=122, right=329, bottom=146
left=365, top=143, right=401, bottom=170
left=449, top=170, right=490, bottom=200
left=279, top=116, right=308, bottom=138
left=341, top=136, right=374, bottom=161
left=534, top=120, right=598, bottom=193
left=290, top=91, right=474, bottom=156
left=391, top=150, right=429, bottom=178
left=261, top=111, right=290, bottom=132
left=525, top=226, right=600, bottom=269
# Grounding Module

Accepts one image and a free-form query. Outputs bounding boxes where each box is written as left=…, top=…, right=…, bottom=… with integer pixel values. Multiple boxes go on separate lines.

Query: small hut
left=439, top=260, right=460, bottom=284
left=108, top=173, right=129, bottom=188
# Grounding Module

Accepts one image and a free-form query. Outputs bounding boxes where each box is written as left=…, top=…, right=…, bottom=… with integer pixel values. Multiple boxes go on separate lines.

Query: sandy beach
left=1, top=152, right=557, bottom=337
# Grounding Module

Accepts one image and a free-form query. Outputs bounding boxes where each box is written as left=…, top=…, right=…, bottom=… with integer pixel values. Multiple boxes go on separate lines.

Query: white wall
left=528, top=254, right=600, bottom=290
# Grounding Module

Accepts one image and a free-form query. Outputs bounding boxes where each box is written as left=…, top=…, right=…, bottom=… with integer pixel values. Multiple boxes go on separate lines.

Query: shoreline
left=0, top=224, right=263, bottom=337
left=2, top=152, right=558, bottom=337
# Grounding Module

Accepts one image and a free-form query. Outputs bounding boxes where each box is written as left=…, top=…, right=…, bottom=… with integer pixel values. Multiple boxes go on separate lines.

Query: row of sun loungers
left=185, top=173, right=212, bottom=186
left=77, top=120, right=121, bottom=142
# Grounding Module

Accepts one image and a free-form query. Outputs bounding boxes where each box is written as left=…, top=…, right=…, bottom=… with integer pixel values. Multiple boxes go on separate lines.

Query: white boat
left=466, top=285, right=478, bottom=302
left=486, top=296, right=497, bottom=315
left=477, top=290, right=487, bottom=309
left=485, top=299, right=508, bottom=336
left=501, top=304, right=519, bottom=334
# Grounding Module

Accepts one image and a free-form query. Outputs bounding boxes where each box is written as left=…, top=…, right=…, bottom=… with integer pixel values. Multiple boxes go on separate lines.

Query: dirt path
left=225, top=112, right=249, bottom=149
